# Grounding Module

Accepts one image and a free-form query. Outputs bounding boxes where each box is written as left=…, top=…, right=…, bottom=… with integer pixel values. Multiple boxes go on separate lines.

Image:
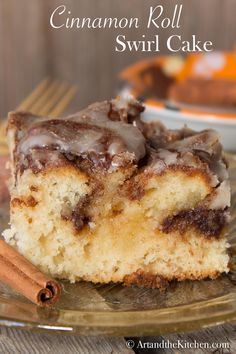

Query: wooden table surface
left=0, top=324, right=235, bottom=353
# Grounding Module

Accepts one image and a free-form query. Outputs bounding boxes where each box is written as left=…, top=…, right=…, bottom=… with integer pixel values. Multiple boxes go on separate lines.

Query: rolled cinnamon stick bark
left=0, top=240, right=61, bottom=306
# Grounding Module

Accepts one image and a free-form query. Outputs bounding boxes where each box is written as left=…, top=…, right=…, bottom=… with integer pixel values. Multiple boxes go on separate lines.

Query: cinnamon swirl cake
left=3, top=97, right=230, bottom=288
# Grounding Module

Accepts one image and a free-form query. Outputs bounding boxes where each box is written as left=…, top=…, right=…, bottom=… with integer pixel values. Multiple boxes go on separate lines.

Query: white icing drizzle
left=17, top=99, right=146, bottom=165
left=208, top=180, right=231, bottom=210
left=156, top=149, right=178, bottom=165
left=168, top=130, right=219, bottom=151
left=13, top=97, right=229, bottom=199
left=20, top=129, right=105, bottom=156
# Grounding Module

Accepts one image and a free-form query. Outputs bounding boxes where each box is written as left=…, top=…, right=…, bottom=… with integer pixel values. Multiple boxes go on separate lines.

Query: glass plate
left=0, top=155, right=236, bottom=336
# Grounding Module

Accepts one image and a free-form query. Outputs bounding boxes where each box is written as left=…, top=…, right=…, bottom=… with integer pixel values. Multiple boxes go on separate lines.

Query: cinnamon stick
left=0, top=240, right=61, bottom=306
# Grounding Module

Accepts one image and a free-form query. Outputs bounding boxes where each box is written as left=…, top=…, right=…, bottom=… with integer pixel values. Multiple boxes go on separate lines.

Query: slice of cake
left=3, top=97, right=230, bottom=289
left=168, top=78, right=236, bottom=107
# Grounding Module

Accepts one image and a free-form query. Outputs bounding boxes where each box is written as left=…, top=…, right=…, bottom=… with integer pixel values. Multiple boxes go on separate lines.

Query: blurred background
left=0, top=0, right=236, bottom=117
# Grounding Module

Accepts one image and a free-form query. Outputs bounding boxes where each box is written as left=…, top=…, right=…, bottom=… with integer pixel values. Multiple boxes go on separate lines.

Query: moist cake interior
left=3, top=97, right=230, bottom=288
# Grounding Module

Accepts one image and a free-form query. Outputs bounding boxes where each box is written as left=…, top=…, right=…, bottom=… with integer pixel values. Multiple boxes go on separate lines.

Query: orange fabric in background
left=176, top=52, right=236, bottom=81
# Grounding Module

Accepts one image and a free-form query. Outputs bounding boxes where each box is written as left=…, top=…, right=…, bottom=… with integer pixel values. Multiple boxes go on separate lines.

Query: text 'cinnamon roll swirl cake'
left=3, top=97, right=230, bottom=289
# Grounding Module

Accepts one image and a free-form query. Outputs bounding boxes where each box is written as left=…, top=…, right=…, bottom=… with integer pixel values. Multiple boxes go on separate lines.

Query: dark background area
left=0, top=0, right=235, bottom=116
